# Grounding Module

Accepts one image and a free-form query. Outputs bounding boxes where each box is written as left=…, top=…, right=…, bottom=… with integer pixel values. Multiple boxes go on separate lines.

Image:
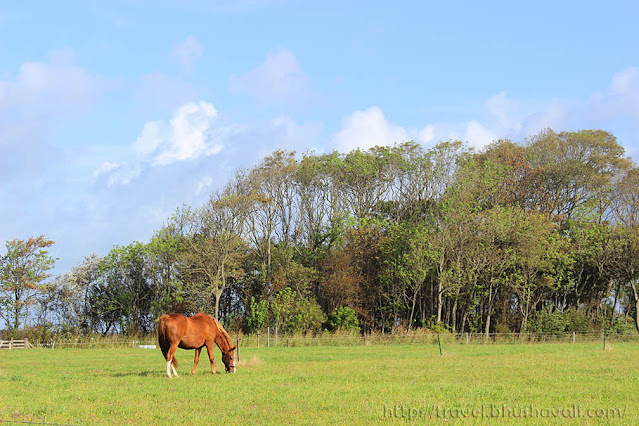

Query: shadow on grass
left=110, top=370, right=226, bottom=377
left=110, top=370, right=164, bottom=377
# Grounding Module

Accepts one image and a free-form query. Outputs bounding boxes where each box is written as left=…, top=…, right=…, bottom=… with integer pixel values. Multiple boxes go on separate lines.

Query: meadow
left=0, top=341, right=636, bottom=424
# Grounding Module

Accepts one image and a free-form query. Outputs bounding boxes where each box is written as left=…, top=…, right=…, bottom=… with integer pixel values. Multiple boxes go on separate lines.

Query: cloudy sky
left=1, top=1, right=639, bottom=274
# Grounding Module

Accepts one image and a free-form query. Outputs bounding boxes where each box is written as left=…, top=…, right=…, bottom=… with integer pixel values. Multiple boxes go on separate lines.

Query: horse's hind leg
left=166, top=343, right=179, bottom=378
left=192, top=347, right=201, bottom=375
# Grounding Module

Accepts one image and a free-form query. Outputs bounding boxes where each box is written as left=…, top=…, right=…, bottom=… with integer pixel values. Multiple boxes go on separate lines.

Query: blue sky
left=1, top=1, right=639, bottom=274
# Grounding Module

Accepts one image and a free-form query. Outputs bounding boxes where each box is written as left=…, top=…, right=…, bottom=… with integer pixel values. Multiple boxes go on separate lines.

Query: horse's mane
left=213, top=318, right=233, bottom=350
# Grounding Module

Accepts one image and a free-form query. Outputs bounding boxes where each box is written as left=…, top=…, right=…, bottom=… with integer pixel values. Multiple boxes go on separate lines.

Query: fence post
left=267, top=327, right=270, bottom=347
left=257, top=330, right=260, bottom=348
left=275, top=326, right=278, bottom=348
left=437, top=333, right=442, bottom=356
left=603, top=330, right=606, bottom=350
left=236, top=337, right=240, bottom=362
left=573, top=331, right=576, bottom=344
left=466, top=332, right=469, bottom=345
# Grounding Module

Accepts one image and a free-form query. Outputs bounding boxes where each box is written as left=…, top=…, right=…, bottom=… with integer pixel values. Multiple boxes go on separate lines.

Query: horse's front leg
left=205, top=342, right=217, bottom=375
left=192, top=347, right=202, bottom=375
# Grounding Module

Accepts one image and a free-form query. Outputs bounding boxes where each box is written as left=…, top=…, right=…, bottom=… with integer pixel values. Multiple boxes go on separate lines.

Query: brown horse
left=158, top=312, right=236, bottom=378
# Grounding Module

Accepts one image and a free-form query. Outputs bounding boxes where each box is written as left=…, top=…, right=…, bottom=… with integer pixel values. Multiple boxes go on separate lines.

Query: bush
left=325, top=307, right=360, bottom=332
left=270, top=288, right=326, bottom=334
left=528, top=307, right=566, bottom=334
left=244, top=297, right=267, bottom=334
left=604, top=315, right=637, bottom=336
left=564, top=308, right=592, bottom=333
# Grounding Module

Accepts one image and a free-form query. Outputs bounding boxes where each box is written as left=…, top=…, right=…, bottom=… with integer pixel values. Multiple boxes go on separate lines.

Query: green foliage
left=528, top=307, right=567, bottom=334
left=563, top=309, right=592, bottom=333
left=325, top=307, right=360, bottom=331
left=10, top=128, right=639, bottom=338
left=245, top=297, right=267, bottom=334
left=602, top=315, right=636, bottom=335
left=0, top=236, right=56, bottom=330
left=270, top=288, right=326, bottom=334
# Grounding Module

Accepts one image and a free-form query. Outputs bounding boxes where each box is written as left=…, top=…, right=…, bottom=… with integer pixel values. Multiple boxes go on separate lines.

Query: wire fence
left=16, top=330, right=637, bottom=350
left=242, top=330, right=639, bottom=348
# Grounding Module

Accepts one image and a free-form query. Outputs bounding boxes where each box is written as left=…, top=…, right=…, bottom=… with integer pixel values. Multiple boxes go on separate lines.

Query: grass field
left=0, top=342, right=636, bottom=424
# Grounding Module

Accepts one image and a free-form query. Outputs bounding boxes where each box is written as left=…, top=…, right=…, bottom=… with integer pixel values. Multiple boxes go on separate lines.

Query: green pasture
left=0, top=342, right=636, bottom=424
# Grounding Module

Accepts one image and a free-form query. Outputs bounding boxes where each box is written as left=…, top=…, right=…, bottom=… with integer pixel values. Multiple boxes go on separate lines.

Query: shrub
left=244, top=297, right=267, bottom=334
left=563, top=308, right=592, bottom=332
left=325, top=307, right=360, bottom=332
left=604, top=315, right=636, bottom=335
left=270, top=288, right=326, bottom=334
left=528, top=307, right=566, bottom=334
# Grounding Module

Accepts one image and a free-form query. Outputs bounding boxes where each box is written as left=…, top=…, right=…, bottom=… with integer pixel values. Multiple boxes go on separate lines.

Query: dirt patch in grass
left=238, top=355, right=261, bottom=368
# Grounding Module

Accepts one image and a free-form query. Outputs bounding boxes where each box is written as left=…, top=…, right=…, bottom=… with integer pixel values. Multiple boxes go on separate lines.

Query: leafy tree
left=325, top=306, right=360, bottom=331
left=51, top=254, right=101, bottom=333
left=270, top=287, right=326, bottom=333
left=0, top=236, right=56, bottom=331
left=180, top=191, right=251, bottom=319
left=318, top=247, right=361, bottom=313
left=382, top=221, right=435, bottom=329
left=245, top=296, right=267, bottom=334
left=89, top=242, right=152, bottom=334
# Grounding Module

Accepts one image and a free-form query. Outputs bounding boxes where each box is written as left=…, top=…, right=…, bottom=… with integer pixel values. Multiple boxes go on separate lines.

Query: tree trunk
left=408, top=288, right=418, bottom=330
left=437, top=280, right=443, bottom=324
left=631, top=281, right=639, bottom=333
left=520, top=313, right=528, bottom=333
left=214, top=290, right=222, bottom=321
left=451, top=298, right=458, bottom=332
left=485, top=283, right=494, bottom=337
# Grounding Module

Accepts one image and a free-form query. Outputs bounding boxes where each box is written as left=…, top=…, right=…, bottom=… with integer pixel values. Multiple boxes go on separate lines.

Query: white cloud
left=484, top=91, right=522, bottom=133
left=93, top=101, right=322, bottom=194
left=0, top=50, right=103, bottom=181
left=229, top=48, right=310, bottom=103
left=464, top=120, right=498, bottom=149
left=171, top=35, right=203, bottom=73
left=417, top=125, right=435, bottom=144
left=589, top=67, right=639, bottom=121
left=332, top=106, right=408, bottom=152
left=132, top=121, right=167, bottom=155
left=93, top=161, right=141, bottom=187
left=128, top=101, right=225, bottom=167
left=0, top=51, right=101, bottom=115
left=156, top=102, right=222, bottom=164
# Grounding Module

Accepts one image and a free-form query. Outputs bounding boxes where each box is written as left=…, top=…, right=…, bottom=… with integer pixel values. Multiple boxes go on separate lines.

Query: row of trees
left=2, top=129, right=639, bottom=336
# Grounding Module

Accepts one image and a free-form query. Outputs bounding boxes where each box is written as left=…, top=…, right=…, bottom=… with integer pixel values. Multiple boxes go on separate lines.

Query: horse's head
left=222, top=346, right=237, bottom=373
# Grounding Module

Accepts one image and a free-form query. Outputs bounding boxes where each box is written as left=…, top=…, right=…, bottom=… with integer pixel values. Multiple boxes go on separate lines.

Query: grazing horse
left=158, top=312, right=236, bottom=378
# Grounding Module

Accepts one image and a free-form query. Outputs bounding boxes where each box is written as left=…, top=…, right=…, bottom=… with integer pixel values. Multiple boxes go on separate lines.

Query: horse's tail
left=158, top=315, right=178, bottom=368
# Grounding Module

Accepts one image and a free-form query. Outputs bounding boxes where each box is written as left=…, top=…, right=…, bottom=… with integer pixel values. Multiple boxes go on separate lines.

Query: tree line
left=2, top=129, right=639, bottom=337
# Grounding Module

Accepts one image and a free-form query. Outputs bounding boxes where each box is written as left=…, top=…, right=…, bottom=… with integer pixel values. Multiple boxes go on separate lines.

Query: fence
left=0, top=339, right=35, bottom=350
left=8, top=330, right=638, bottom=350
left=241, top=330, right=638, bottom=348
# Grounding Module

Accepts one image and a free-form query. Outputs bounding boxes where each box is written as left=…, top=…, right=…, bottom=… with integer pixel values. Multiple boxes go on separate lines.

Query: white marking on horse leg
left=166, top=360, right=172, bottom=378
left=171, top=363, right=178, bottom=377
